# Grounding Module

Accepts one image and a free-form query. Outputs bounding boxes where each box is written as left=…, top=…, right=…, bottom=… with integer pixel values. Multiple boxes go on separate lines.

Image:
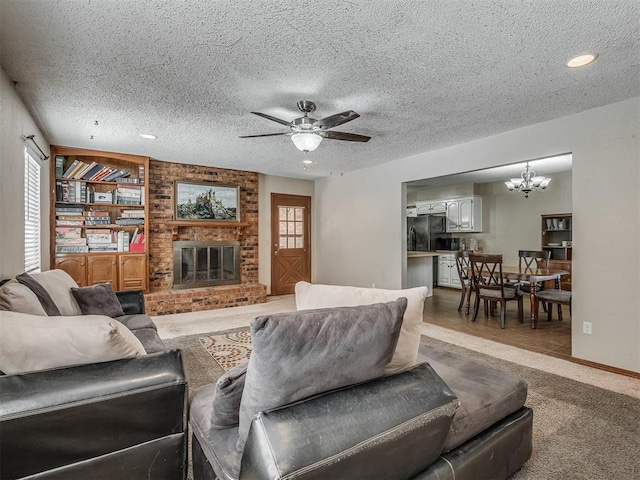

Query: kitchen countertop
left=407, top=251, right=441, bottom=258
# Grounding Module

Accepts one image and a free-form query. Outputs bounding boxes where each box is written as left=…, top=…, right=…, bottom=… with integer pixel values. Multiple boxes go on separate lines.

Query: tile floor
left=424, top=287, right=572, bottom=361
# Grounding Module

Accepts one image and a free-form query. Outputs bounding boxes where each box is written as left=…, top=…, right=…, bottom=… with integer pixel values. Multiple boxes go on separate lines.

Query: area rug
left=163, top=329, right=640, bottom=480
left=198, top=329, right=252, bottom=371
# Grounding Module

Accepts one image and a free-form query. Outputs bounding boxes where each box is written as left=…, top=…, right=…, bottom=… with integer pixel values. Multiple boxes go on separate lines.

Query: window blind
left=24, top=149, right=41, bottom=272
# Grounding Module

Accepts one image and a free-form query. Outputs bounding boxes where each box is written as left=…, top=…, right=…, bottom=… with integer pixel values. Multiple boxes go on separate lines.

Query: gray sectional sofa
left=189, top=283, right=533, bottom=480
left=0, top=270, right=188, bottom=479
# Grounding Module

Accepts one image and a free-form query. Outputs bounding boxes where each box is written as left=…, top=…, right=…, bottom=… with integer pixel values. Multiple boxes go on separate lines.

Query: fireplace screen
left=173, top=241, right=240, bottom=289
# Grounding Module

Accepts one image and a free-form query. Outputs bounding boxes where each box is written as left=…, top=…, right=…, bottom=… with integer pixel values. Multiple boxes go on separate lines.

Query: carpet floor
left=164, top=329, right=640, bottom=480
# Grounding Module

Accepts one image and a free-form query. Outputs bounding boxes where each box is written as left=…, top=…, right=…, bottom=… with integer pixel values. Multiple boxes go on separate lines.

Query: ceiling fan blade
left=239, top=132, right=290, bottom=138
left=314, top=110, right=360, bottom=129
left=251, top=111, right=291, bottom=126
left=319, top=130, right=371, bottom=142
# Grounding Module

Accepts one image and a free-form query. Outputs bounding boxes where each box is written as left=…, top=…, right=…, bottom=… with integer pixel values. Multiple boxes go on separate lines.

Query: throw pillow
left=71, top=283, right=126, bottom=317
left=211, top=362, right=248, bottom=429
left=31, top=269, right=82, bottom=316
left=16, top=273, right=62, bottom=316
left=0, top=280, right=48, bottom=316
left=294, top=281, right=428, bottom=374
left=237, top=298, right=407, bottom=451
left=0, top=310, right=146, bottom=375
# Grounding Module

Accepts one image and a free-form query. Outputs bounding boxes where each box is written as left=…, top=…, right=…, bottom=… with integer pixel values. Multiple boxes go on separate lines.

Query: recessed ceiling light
left=303, top=159, right=313, bottom=164
left=139, top=133, right=157, bottom=139
left=566, top=54, right=597, bottom=68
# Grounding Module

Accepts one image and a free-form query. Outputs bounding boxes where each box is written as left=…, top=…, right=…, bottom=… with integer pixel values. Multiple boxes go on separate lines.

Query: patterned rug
left=198, top=329, right=252, bottom=371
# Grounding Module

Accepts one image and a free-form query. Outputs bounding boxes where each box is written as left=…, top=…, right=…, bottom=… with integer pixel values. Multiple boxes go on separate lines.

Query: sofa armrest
left=240, top=363, right=459, bottom=480
left=0, top=350, right=187, bottom=479
left=116, top=289, right=146, bottom=315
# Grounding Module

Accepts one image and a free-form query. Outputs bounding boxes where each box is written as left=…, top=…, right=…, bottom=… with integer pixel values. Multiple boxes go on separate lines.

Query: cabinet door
left=416, top=203, right=431, bottom=215
left=119, top=254, right=147, bottom=291
left=457, top=198, right=474, bottom=231
left=54, top=255, right=87, bottom=286
left=438, top=260, right=451, bottom=286
left=87, top=255, right=118, bottom=287
left=429, top=201, right=447, bottom=213
left=446, top=202, right=459, bottom=231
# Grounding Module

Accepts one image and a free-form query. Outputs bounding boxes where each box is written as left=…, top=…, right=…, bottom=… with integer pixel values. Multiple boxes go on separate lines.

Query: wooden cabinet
left=87, top=255, right=118, bottom=286
left=50, top=146, right=149, bottom=291
left=541, top=213, right=572, bottom=261
left=119, top=254, right=147, bottom=291
left=54, top=255, right=87, bottom=287
left=438, top=253, right=461, bottom=289
left=54, top=253, right=146, bottom=291
left=446, top=196, right=482, bottom=232
left=416, top=201, right=447, bottom=215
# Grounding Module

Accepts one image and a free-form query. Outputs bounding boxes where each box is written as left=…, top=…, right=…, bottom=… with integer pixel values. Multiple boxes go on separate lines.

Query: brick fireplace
left=144, top=159, right=266, bottom=315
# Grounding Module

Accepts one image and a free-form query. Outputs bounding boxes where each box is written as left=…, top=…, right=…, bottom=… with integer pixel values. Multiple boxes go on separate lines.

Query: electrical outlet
left=583, top=322, right=592, bottom=335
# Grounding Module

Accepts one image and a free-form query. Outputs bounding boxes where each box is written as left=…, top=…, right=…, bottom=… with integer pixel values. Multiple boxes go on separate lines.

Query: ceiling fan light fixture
left=291, top=132, right=322, bottom=152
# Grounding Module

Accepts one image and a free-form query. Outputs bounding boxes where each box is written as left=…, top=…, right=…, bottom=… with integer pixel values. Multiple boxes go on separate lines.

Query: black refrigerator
left=407, top=214, right=450, bottom=251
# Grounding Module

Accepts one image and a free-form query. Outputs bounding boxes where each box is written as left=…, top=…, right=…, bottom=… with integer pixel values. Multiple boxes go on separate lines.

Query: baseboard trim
left=569, top=356, right=640, bottom=379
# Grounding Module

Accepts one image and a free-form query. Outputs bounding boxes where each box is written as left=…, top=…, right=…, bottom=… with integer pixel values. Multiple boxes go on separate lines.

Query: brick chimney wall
left=144, top=159, right=265, bottom=315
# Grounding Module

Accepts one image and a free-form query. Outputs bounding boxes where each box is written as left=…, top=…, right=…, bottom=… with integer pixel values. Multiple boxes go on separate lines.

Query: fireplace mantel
left=166, top=220, right=249, bottom=240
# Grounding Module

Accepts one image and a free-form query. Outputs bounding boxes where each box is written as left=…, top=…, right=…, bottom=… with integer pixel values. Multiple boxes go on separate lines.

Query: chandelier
left=505, top=162, right=551, bottom=198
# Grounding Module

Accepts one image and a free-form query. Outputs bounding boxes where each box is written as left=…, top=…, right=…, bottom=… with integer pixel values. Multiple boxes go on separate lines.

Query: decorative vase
left=552, top=218, right=559, bottom=230
left=545, top=219, right=553, bottom=230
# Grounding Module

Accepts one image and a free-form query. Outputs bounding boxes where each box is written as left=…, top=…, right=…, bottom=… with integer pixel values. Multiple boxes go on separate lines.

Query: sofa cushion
left=211, top=362, right=248, bottom=429
left=115, top=314, right=157, bottom=332
left=130, top=327, right=166, bottom=354
left=16, top=273, right=62, bottom=316
left=417, top=343, right=528, bottom=451
left=237, top=299, right=407, bottom=451
left=71, top=283, right=126, bottom=317
left=0, top=310, right=146, bottom=375
left=30, top=270, right=81, bottom=316
left=0, top=280, right=47, bottom=316
left=295, top=281, right=428, bottom=374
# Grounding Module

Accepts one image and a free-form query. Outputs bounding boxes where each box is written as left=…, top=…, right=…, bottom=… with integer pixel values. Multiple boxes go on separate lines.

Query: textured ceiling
left=1, top=0, right=638, bottom=179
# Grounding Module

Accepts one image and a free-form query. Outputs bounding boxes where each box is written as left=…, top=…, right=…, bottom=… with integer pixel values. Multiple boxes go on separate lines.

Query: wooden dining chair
left=454, top=251, right=472, bottom=314
left=516, top=250, right=551, bottom=311
left=469, top=254, right=523, bottom=329
left=535, top=289, right=572, bottom=321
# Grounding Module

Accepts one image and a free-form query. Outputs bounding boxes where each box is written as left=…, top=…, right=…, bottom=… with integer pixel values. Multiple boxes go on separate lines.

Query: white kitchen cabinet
left=445, top=196, right=482, bottom=232
left=437, top=253, right=461, bottom=289
left=406, top=206, right=417, bottom=217
left=415, top=201, right=447, bottom=215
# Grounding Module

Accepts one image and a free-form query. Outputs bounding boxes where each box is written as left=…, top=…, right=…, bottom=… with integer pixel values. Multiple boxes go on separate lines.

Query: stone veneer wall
left=144, top=159, right=266, bottom=315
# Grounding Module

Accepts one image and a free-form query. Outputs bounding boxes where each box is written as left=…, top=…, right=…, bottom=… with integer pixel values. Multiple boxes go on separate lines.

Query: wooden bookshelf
left=50, top=146, right=149, bottom=291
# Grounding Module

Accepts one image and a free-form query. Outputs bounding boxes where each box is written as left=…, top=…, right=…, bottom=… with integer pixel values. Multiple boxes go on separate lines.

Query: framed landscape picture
left=174, top=181, right=240, bottom=222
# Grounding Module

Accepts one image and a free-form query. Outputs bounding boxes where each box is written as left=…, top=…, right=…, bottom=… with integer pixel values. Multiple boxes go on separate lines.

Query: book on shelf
left=120, top=209, right=145, bottom=218
left=83, top=210, right=110, bottom=216
left=93, top=167, right=116, bottom=182
left=81, top=163, right=103, bottom=180
left=88, top=242, right=118, bottom=251
left=56, top=180, right=87, bottom=203
left=55, top=227, right=82, bottom=239
left=55, top=238, right=87, bottom=245
left=55, top=155, right=65, bottom=178
left=84, top=218, right=111, bottom=226
left=103, top=169, right=130, bottom=182
left=55, top=204, right=84, bottom=214
left=67, top=161, right=87, bottom=179
left=55, top=245, right=89, bottom=254
left=56, top=215, right=85, bottom=222
left=56, top=219, right=84, bottom=226
left=75, top=161, right=97, bottom=179
left=138, top=164, right=145, bottom=183
left=115, top=177, right=140, bottom=184
left=61, top=159, right=79, bottom=178
left=115, top=218, right=144, bottom=225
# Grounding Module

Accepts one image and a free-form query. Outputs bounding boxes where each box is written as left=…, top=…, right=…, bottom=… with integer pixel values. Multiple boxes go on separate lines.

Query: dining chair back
left=517, top=250, right=551, bottom=296
left=454, top=251, right=472, bottom=314
left=469, top=253, right=523, bottom=328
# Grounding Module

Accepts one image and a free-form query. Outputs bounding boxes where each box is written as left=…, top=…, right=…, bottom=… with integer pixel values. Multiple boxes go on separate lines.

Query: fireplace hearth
left=173, top=240, right=241, bottom=289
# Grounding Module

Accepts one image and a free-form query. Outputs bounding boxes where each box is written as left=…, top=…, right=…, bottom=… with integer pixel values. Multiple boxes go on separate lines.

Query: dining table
left=501, top=266, right=570, bottom=329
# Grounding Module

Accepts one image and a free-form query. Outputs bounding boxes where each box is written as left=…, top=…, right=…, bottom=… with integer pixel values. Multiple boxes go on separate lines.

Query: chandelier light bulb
left=505, top=162, right=551, bottom=198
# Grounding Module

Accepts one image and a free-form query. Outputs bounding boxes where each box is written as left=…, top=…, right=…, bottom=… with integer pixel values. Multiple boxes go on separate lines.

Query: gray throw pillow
left=211, top=362, right=248, bottom=429
left=237, top=298, right=407, bottom=452
left=71, top=283, right=125, bottom=318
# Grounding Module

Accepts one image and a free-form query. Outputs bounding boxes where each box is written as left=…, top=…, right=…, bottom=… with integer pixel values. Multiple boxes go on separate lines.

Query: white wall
left=315, top=98, right=640, bottom=373
left=0, top=68, right=50, bottom=278
left=473, top=172, right=572, bottom=265
left=258, top=174, right=315, bottom=294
